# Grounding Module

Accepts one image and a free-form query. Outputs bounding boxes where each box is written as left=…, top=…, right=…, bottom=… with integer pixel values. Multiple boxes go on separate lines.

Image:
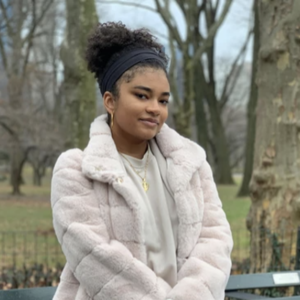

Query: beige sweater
left=119, top=142, right=178, bottom=287
left=51, top=114, right=233, bottom=300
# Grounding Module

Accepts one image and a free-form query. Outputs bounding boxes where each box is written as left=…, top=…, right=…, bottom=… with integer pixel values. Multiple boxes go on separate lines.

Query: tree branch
left=0, top=23, right=6, bottom=31
left=99, top=0, right=157, bottom=13
left=168, top=32, right=181, bottom=107
left=191, top=0, right=233, bottom=65
left=154, top=0, right=183, bottom=49
left=220, top=62, right=245, bottom=110
left=0, top=119, right=16, bottom=138
left=0, top=31, right=8, bottom=73
left=197, top=0, right=207, bottom=22
left=100, top=0, right=183, bottom=48
left=0, top=0, right=14, bottom=37
left=22, top=0, right=54, bottom=79
left=175, top=0, right=187, bottom=17
left=214, top=0, right=220, bottom=12
left=22, top=0, right=54, bottom=46
left=219, top=28, right=253, bottom=109
left=230, top=149, right=245, bottom=170
left=165, top=0, right=180, bottom=107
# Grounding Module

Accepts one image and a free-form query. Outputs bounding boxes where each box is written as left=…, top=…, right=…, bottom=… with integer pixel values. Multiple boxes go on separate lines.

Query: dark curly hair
left=85, top=22, right=169, bottom=98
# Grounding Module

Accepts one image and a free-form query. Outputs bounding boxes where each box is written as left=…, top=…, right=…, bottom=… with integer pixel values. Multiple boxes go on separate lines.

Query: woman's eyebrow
left=133, top=86, right=170, bottom=96
left=133, top=86, right=152, bottom=92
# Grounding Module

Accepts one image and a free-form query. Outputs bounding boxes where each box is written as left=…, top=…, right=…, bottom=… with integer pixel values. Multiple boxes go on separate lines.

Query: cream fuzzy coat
left=51, top=115, right=233, bottom=300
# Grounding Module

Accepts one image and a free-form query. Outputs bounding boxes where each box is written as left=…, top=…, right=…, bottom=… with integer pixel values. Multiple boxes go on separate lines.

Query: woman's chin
left=136, top=132, right=157, bottom=141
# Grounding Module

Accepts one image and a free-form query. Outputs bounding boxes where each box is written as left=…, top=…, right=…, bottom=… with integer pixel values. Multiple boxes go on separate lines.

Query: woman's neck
left=112, top=131, right=148, bottom=159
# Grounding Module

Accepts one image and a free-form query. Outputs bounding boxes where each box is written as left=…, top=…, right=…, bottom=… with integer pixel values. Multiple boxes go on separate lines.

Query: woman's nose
left=146, top=99, right=160, bottom=115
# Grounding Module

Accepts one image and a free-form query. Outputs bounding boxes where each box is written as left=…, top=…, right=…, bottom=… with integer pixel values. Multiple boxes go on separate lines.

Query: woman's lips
left=139, top=119, right=158, bottom=127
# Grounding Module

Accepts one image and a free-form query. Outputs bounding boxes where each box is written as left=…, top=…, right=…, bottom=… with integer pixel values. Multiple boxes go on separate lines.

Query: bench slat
left=0, top=272, right=300, bottom=300
left=0, top=287, right=56, bottom=300
left=226, top=294, right=300, bottom=300
left=226, top=291, right=271, bottom=299
left=226, top=271, right=300, bottom=291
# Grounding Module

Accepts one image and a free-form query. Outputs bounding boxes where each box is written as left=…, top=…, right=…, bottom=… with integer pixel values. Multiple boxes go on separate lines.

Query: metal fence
left=0, top=230, right=65, bottom=269
left=0, top=228, right=299, bottom=272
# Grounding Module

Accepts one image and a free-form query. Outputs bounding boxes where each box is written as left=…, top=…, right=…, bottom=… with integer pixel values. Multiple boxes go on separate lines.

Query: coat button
left=117, top=177, right=123, bottom=183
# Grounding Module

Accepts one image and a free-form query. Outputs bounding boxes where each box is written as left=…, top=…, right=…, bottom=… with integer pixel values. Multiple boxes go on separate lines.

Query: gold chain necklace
left=120, top=147, right=150, bottom=192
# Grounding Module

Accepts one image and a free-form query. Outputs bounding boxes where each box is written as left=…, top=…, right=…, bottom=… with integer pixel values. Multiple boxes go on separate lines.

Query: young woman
left=51, top=22, right=233, bottom=300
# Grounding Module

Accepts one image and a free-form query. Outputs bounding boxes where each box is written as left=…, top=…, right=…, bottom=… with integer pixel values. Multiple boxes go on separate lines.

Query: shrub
left=0, top=263, right=64, bottom=290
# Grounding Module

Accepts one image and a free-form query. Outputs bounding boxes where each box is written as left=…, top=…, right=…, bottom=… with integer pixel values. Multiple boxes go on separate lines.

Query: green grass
left=218, top=183, right=251, bottom=260
left=0, top=166, right=251, bottom=266
left=0, top=165, right=53, bottom=231
left=0, top=166, right=61, bottom=267
left=219, top=185, right=251, bottom=230
left=0, top=201, right=53, bottom=231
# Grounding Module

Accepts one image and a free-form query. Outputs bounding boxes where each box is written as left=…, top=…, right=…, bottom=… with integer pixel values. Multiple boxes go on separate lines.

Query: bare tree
left=26, top=112, right=63, bottom=186
left=248, top=0, right=300, bottom=272
left=0, top=0, right=56, bottom=194
left=156, top=0, right=254, bottom=184
left=238, top=0, right=259, bottom=196
left=60, top=0, right=98, bottom=149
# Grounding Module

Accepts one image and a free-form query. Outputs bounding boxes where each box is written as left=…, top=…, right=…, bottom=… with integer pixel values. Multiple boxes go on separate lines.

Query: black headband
left=100, top=49, right=166, bottom=95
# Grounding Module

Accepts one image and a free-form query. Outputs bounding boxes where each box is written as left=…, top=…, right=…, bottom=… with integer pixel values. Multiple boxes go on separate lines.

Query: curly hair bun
left=85, top=22, right=167, bottom=80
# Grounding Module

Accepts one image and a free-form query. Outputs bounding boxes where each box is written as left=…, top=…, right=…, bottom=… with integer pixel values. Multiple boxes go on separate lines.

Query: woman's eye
left=136, top=94, right=147, bottom=99
left=160, top=100, right=169, bottom=105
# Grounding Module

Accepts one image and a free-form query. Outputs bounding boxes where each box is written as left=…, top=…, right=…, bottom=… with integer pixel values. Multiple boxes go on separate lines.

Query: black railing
left=0, top=231, right=65, bottom=269
left=0, top=227, right=299, bottom=272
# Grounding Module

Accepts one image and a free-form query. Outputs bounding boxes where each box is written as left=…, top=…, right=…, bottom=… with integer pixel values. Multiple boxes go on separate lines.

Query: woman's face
left=106, top=67, right=170, bottom=143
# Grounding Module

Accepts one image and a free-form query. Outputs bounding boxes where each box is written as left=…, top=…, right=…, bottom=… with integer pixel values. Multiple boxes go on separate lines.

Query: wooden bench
left=0, top=271, right=300, bottom=300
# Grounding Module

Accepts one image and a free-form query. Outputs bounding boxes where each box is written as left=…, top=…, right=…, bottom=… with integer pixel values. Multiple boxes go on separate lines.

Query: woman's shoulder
left=51, top=148, right=93, bottom=210
left=159, top=124, right=207, bottom=162
left=53, top=148, right=84, bottom=174
left=186, top=138, right=206, bottom=158
left=51, top=148, right=93, bottom=194
left=177, top=133, right=207, bottom=165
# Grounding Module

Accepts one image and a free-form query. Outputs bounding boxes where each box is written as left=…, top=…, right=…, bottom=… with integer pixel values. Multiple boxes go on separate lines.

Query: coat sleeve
left=166, top=160, right=233, bottom=300
left=51, top=149, right=171, bottom=300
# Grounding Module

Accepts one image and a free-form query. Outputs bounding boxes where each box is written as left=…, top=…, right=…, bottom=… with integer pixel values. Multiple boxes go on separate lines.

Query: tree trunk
left=173, top=45, right=194, bottom=138
left=10, top=144, right=25, bottom=195
left=248, top=0, right=300, bottom=273
left=194, top=59, right=209, bottom=155
left=156, top=0, right=234, bottom=172
left=33, top=168, right=42, bottom=186
left=209, top=101, right=235, bottom=184
left=62, top=0, right=98, bottom=149
left=238, top=0, right=259, bottom=197
left=200, top=18, right=234, bottom=184
left=202, top=59, right=234, bottom=184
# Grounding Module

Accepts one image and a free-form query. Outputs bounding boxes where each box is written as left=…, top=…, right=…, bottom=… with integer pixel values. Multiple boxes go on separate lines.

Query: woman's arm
left=51, top=149, right=171, bottom=300
left=166, top=160, right=233, bottom=300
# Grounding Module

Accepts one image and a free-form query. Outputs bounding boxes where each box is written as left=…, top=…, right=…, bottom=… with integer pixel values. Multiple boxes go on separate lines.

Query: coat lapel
left=81, top=115, right=145, bottom=247
left=155, top=124, right=206, bottom=262
left=155, top=124, right=205, bottom=192
left=81, top=115, right=125, bottom=184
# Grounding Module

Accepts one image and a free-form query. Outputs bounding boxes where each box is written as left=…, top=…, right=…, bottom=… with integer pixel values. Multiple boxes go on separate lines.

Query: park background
left=0, top=0, right=299, bottom=297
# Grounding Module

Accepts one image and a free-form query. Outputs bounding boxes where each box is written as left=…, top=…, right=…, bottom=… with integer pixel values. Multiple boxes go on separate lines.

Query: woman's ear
left=103, top=91, right=115, bottom=114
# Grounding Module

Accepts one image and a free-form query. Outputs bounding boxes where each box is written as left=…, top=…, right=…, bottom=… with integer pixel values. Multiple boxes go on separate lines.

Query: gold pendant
left=142, top=178, right=149, bottom=192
